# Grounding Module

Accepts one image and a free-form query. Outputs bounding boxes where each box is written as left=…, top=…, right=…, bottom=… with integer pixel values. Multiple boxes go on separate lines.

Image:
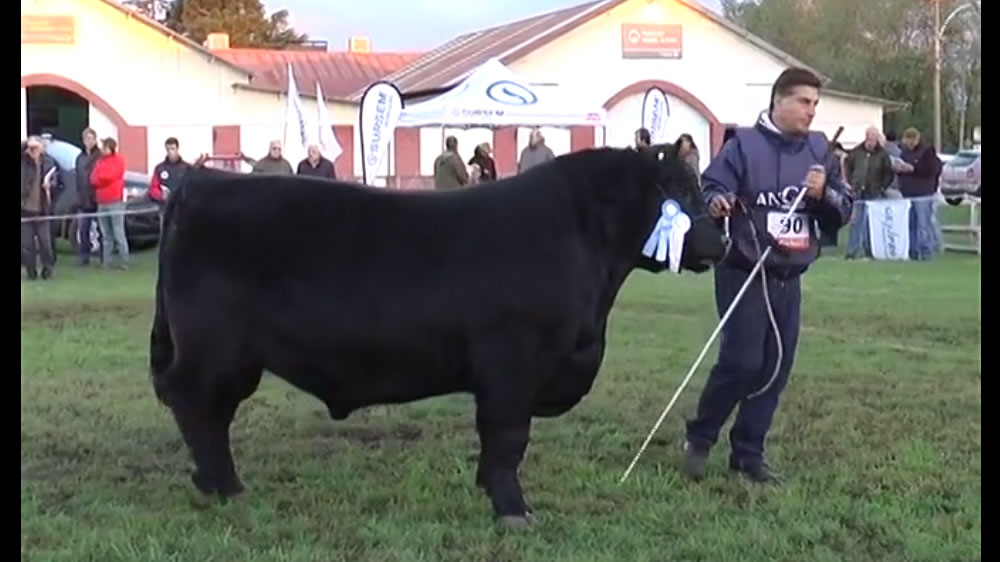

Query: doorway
left=26, top=85, right=89, bottom=147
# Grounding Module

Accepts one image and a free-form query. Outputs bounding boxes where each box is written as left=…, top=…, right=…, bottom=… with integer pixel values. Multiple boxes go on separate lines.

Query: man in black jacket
left=74, top=127, right=102, bottom=265
left=296, top=144, right=337, bottom=180
left=896, top=127, right=943, bottom=260
left=21, top=136, right=59, bottom=279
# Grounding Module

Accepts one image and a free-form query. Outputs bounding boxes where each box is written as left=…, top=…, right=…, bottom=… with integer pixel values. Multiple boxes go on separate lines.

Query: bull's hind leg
left=167, top=367, right=262, bottom=502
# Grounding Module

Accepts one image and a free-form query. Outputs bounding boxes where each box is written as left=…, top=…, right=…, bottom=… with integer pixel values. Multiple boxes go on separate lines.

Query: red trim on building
left=212, top=125, right=241, bottom=155
left=393, top=128, right=421, bottom=186
left=332, top=125, right=354, bottom=179
left=492, top=127, right=517, bottom=177
left=569, top=126, right=595, bottom=152
left=602, top=79, right=724, bottom=157
left=21, top=73, right=149, bottom=173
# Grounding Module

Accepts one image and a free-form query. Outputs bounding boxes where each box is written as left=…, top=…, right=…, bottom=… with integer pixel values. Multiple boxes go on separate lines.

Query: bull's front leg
left=474, top=397, right=534, bottom=527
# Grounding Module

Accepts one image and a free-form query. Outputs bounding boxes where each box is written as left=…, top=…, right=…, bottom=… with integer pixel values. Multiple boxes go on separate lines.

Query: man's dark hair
left=445, top=136, right=458, bottom=151
left=635, top=128, right=651, bottom=145
left=769, top=67, right=822, bottom=109
left=165, top=137, right=179, bottom=147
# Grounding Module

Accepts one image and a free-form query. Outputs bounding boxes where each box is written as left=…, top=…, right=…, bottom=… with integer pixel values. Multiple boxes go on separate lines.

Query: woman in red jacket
left=90, top=137, right=130, bottom=269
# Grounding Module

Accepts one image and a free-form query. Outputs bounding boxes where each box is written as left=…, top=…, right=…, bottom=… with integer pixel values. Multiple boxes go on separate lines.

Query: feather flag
left=316, top=81, right=343, bottom=163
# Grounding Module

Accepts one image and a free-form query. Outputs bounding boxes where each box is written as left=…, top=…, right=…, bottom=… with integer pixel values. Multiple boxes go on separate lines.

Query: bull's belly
left=258, top=336, right=471, bottom=419
left=533, top=339, right=606, bottom=418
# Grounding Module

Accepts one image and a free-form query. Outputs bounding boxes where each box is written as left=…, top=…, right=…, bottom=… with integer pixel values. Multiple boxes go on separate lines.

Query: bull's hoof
left=497, top=512, right=536, bottom=529
left=187, top=482, right=220, bottom=510
left=218, top=480, right=246, bottom=500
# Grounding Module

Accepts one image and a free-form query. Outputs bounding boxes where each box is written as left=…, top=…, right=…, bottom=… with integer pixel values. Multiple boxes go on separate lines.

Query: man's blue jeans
left=908, top=197, right=940, bottom=260
left=97, top=202, right=130, bottom=267
left=846, top=201, right=869, bottom=258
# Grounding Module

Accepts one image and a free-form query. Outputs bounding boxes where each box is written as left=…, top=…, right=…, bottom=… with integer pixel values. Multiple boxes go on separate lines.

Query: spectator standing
left=634, top=128, right=652, bottom=150
left=74, top=128, right=102, bottom=266
left=843, top=126, right=895, bottom=259
left=517, top=128, right=555, bottom=173
left=881, top=131, right=904, bottom=198
left=467, top=142, right=497, bottom=183
left=433, top=136, right=469, bottom=189
left=675, top=133, right=701, bottom=186
left=20, top=136, right=58, bottom=280
left=296, top=144, right=337, bottom=179
left=896, top=127, right=943, bottom=260
left=149, top=136, right=191, bottom=204
left=242, top=140, right=294, bottom=175
left=90, top=137, right=130, bottom=269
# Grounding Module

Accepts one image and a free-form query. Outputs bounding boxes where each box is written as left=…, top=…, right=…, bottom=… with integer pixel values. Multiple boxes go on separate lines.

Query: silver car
left=939, top=149, right=981, bottom=205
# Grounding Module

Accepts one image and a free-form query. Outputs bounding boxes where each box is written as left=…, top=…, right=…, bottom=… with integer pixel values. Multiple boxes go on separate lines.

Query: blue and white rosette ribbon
left=641, top=199, right=691, bottom=273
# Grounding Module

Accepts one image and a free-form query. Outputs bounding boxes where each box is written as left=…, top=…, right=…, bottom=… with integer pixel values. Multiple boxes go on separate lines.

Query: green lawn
left=21, top=247, right=981, bottom=562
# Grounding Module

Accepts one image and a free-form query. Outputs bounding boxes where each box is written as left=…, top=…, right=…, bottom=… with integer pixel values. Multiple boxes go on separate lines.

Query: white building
left=21, top=0, right=904, bottom=184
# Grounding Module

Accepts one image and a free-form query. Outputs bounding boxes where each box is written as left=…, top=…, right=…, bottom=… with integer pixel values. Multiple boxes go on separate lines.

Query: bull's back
left=162, top=169, right=593, bottom=351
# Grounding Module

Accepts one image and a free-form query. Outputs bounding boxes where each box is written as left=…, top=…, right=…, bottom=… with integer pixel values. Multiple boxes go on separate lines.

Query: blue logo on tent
left=486, top=81, right=538, bottom=106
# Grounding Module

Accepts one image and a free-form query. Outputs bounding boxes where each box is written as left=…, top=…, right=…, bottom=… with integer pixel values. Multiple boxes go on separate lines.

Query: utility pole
left=933, top=0, right=942, bottom=151
left=934, top=0, right=981, bottom=152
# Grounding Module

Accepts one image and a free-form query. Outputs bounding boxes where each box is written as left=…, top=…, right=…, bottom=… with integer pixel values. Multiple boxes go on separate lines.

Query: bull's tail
left=149, top=264, right=175, bottom=405
left=148, top=164, right=192, bottom=405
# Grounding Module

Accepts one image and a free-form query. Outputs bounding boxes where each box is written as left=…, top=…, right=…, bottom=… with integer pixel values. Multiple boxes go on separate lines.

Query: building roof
left=216, top=49, right=421, bottom=101
left=825, top=89, right=910, bottom=112
left=345, top=0, right=832, bottom=102
left=98, top=0, right=255, bottom=78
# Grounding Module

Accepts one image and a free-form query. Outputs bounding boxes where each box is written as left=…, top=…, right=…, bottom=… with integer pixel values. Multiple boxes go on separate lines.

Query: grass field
left=21, top=241, right=981, bottom=561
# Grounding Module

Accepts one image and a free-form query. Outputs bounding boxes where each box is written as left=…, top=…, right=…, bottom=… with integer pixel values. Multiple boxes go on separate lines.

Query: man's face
left=530, top=130, right=543, bottom=146
left=269, top=143, right=282, bottom=158
left=864, top=128, right=880, bottom=148
left=26, top=140, right=43, bottom=160
left=83, top=132, right=97, bottom=150
left=308, top=145, right=320, bottom=160
left=902, top=136, right=919, bottom=149
left=165, top=143, right=179, bottom=161
left=773, top=85, right=819, bottom=135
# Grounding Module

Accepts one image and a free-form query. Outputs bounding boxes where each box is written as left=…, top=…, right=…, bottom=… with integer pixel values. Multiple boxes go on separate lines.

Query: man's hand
left=804, top=165, right=826, bottom=199
left=708, top=194, right=733, bottom=218
left=892, top=160, right=914, bottom=174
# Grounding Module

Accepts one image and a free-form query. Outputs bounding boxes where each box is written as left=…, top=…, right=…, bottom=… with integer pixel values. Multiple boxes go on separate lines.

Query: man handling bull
left=681, top=67, right=853, bottom=483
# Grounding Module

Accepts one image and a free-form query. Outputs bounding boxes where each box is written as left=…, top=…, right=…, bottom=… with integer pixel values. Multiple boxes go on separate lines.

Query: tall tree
left=722, top=0, right=980, bottom=151
left=162, top=0, right=307, bottom=48
left=121, top=0, right=171, bottom=21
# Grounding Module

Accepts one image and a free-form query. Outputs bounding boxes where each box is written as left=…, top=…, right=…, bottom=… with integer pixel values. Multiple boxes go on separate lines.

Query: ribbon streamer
left=641, top=200, right=690, bottom=273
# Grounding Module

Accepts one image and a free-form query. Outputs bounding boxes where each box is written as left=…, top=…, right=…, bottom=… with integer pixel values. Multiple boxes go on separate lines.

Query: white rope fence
left=20, top=208, right=160, bottom=223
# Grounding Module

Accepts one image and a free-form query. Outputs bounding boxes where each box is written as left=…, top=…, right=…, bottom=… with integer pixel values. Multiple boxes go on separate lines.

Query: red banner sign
left=621, top=23, right=682, bottom=59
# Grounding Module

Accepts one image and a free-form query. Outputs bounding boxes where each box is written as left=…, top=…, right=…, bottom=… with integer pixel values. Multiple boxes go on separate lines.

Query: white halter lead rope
left=619, top=184, right=812, bottom=484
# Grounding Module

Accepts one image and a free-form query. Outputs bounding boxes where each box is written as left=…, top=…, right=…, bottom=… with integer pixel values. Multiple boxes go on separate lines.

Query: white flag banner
left=316, top=82, right=343, bottom=163
left=284, top=63, right=313, bottom=166
left=866, top=199, right=912, bottom=260
left=641, top=87, right=670, bottom=144
left=358, top=81, right=404, bottom=185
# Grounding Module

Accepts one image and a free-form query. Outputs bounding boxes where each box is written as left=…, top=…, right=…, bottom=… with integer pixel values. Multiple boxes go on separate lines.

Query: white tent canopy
left=397, top=58, right=607, bottom=129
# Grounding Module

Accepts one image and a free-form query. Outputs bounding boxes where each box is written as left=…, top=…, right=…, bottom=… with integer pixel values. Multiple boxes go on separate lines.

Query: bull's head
left=635, top=143, right=727, bottom=274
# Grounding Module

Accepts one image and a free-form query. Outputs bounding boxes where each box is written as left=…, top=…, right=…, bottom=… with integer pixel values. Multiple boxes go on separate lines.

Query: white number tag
left=766, top=211, right=810, bottom=250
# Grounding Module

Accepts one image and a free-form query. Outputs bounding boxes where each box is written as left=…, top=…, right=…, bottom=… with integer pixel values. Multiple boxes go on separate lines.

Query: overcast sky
left=263, top=0, right=724, bottom=52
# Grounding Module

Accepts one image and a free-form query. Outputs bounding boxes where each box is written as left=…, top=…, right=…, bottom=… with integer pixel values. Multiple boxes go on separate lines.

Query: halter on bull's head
left=633, top=142, right=728, bottom=273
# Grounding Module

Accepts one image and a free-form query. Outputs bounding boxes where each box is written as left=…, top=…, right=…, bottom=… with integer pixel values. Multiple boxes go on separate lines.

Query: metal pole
left=934, top=0, right=942, bottom=152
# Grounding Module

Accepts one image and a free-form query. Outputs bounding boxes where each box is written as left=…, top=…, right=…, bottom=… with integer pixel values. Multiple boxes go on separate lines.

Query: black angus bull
left=149, top=144, right=727, bottom=526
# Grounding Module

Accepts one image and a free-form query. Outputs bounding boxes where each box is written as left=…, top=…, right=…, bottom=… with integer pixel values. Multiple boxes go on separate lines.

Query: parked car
left=939, top=149, right=981, bottom=205
left=39, top=136, right=161, bottom=253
